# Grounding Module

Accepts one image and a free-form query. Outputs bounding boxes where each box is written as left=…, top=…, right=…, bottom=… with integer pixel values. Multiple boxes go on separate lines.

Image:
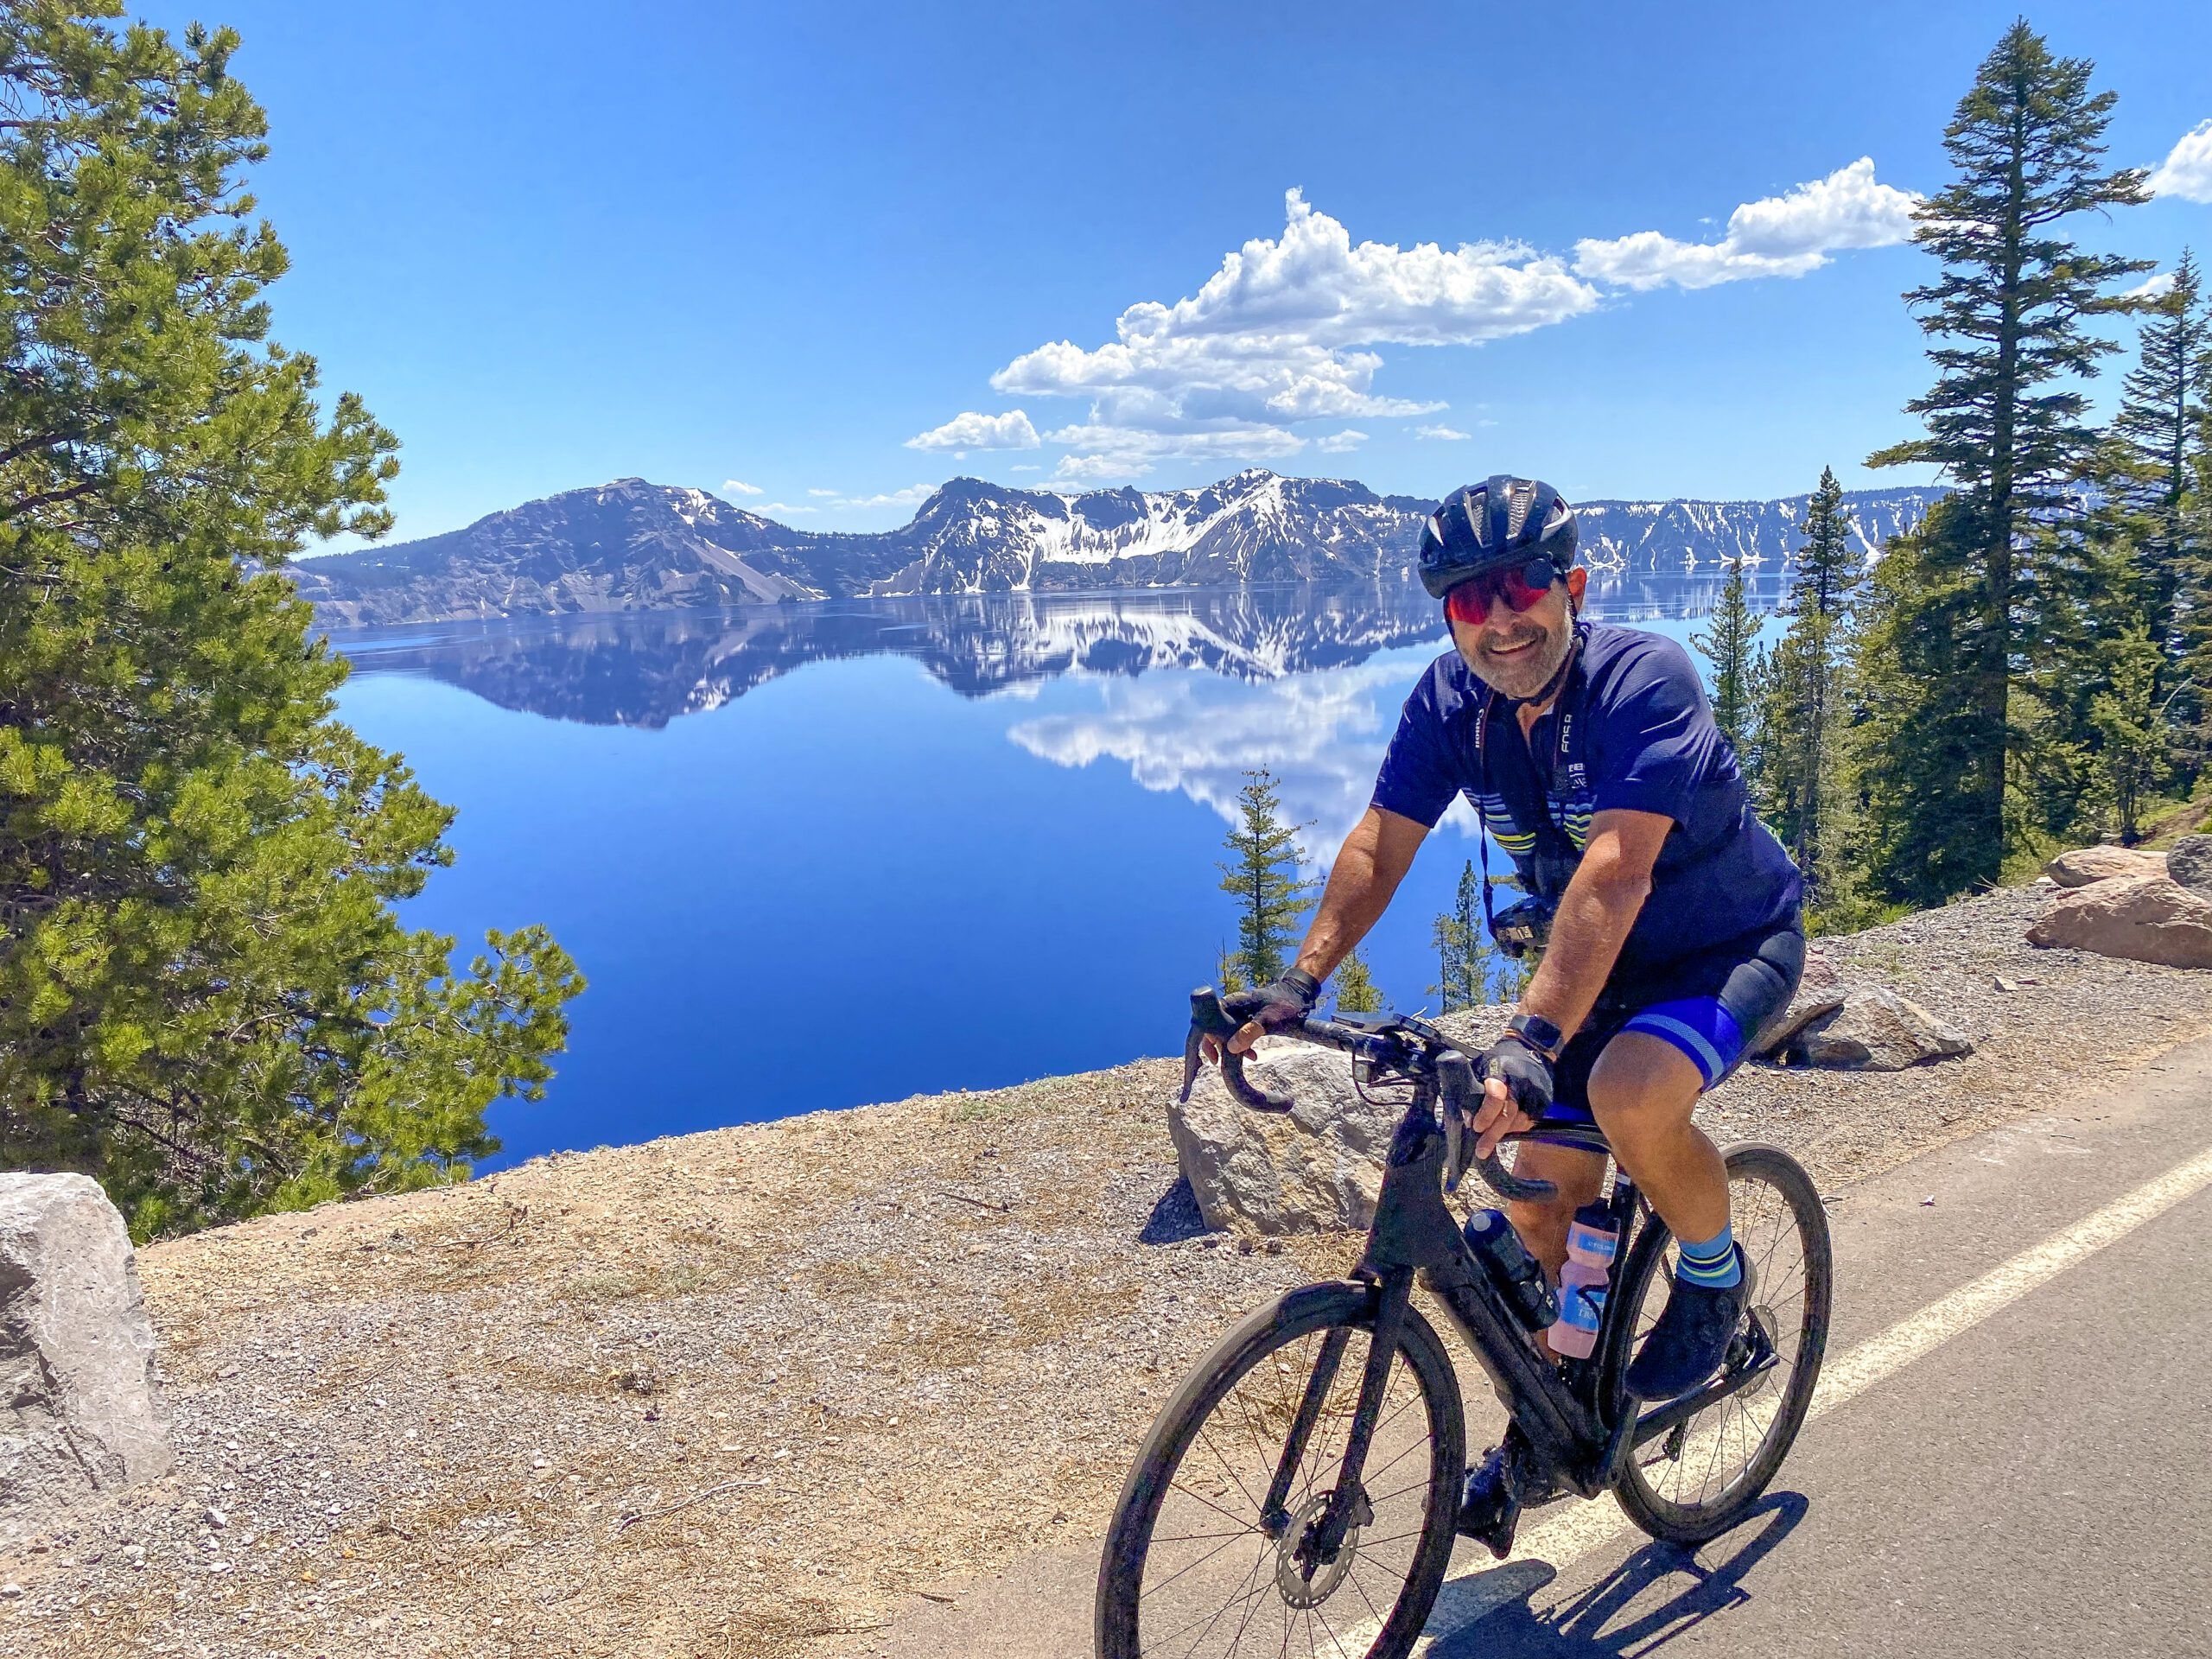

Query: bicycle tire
left=1601, top=1141, right=1833, bottom=1545
left=1096, top=1280, right=1465, bottom=1659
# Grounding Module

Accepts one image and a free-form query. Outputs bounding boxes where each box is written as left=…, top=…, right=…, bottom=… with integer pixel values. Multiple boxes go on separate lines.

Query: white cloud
left=1415, top=423, right=1471, bottom=441
left=2123, top=270, right=2180, bottom=302
left=806, top=487, right=837, bottom=497
left=906, top=409, right=1041, bottom=452
left=721, top=479, right=763, bottom=496
left=1573, top=158, right=1919, bottom=290
left=910, top=166, right=1917, bottom=480
left=764, top=502, right=817, bottom=515
left=1007, top=657, right=1477, bottom=869
left=1314, top=429, right=1367, bottom=454
left=2149, top=119, right=2212, bottom=202
left=1046, top=421, right=1308, bottom=484
left=981, top=188, right=1598, bottom=477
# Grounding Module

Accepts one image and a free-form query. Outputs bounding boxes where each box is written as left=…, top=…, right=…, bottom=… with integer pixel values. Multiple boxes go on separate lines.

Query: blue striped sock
left=1676, top=1224, right=1741, bottom=1289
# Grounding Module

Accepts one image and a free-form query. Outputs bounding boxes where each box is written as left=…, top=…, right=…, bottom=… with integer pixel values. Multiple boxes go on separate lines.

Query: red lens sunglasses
left=1443, top=557, right=1561, bottom=625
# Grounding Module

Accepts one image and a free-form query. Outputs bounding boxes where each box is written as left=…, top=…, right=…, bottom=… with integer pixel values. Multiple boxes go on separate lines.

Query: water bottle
left=1462, top=1208, right=1560, bottom=1333
left=1548, top=1202, right=1620, bottom=1360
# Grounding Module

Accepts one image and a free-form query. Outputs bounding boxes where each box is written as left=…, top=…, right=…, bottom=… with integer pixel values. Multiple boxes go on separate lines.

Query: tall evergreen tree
left=2113, top=251, right=2208, bottom=664
left=0, top=7, right=582, bottom=1236
left=1849, top=501, right=2000, bottom=907
left=1692, top=562, right=1764, bottom=761
left=2085, top=617, right=2168, bottom=845
left=1866, top=20, right=2151, bottom=894
left=1756, top=468, right=1863, bottom=901
left=1428, top=860, right=1505, bottom=1013
left=1216, top=769, right=1313, bottom=987
left=1331, top=947, right=1382, bottom=1015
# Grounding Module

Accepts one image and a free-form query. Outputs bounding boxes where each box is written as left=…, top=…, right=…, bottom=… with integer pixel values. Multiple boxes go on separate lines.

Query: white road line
left=1378, top=1141, right=2212, bottom=1652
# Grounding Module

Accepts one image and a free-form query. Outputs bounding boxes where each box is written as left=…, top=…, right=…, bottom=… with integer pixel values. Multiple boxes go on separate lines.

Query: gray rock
left=1752, top=948, right=1847, bottom=1057
left=0, top=1174, right=174, bottom=1532
left=1166, top=1041, right=1404, bottom=1236
left=1792, top=987, right=1972, bottom=1071
left=2164, top=834, right=2212, bottom=898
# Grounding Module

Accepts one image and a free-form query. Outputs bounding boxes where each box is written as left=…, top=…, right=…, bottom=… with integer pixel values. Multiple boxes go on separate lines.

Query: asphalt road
left=878, top=1036, right=2212, bottom=1659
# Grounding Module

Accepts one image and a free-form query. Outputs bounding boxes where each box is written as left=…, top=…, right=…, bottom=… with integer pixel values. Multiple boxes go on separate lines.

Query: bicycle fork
left=1261, top=1270, right=1412, bottom=1575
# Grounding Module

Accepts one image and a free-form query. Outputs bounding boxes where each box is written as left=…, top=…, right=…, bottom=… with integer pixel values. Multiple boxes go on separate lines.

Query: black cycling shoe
left=1455, top=1441, right=1522, bottom=1559
left=1624, top=1244, right=1752, bottom=1402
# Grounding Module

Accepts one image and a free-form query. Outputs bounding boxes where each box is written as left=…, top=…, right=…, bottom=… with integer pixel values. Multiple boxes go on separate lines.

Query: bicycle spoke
left=1312, top=1599, right=1357, bottom=1659
left=1139, top=1540, right=1268, bottom=1655
left=1140, top=1528, right=1264, bottom=1602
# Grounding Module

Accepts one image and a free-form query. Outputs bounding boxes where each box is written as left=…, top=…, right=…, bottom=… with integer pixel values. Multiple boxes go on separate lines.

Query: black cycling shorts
left=1532, top=917, right=1805, bottom=1139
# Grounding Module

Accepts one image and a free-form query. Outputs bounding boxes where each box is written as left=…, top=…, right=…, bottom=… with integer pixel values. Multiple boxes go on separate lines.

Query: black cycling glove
left=1478, top=1034, right=1555, bottom=1119
left=1221, top=967, right=1322, bottom=1036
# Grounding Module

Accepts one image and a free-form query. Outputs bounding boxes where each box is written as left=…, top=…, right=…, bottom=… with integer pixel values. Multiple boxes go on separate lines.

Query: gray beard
left=1470, top=620, right=1576, bottom=700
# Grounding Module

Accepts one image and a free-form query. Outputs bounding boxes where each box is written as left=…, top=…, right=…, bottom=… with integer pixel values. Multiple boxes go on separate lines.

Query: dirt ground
left=5, top=880, right=2210, bottom=1658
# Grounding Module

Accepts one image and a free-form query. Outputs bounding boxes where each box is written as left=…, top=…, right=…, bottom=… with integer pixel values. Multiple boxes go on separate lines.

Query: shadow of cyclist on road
left=1422, top=1491, right=1808, bottom=1656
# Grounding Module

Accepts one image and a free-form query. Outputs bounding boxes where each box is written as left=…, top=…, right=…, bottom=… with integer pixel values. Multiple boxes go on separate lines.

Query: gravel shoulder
left=5, top=881, right=2210, bottom=1658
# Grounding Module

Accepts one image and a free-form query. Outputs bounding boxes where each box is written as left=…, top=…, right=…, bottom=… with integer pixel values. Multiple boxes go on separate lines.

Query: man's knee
left=1587, top=1034, right=1702, bottom=1136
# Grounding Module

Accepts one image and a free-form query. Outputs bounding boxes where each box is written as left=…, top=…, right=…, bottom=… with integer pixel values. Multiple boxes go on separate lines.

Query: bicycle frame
left=1179, top=993, right=1781, bottom=1571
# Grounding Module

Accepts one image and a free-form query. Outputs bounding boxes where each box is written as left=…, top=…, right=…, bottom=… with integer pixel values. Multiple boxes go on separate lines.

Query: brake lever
left=1179, top=987, right=1296, bottom=1113
left=1437, top=1052, right=1557, bottom=1204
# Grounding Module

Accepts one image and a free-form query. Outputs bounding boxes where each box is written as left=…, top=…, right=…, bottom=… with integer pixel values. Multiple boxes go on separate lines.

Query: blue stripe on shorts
left=1620, top=997, right=1747, bottom=1090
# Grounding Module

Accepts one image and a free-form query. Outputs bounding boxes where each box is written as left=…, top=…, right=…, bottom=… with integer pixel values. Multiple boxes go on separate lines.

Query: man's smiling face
left=1447, top=565, right=1589, bottom=700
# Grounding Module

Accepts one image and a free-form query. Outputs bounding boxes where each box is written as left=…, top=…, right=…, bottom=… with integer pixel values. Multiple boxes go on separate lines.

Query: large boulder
left=2164, top=834, right=2212, bottom=898
left=1167, top=1041, right=1402, bottom=1236
left=1790, top=987, right=1972, bottom=1070
left=2027, top=872, right=2212, bottom=969
left=2043, top=845, right=2168, bottom=887
left=1, top=1174, right=174, bottom=1533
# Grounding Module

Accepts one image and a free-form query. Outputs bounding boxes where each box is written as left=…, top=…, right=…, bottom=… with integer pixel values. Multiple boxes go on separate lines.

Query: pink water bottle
left=1547, top=1202, right=1620, bottom=1359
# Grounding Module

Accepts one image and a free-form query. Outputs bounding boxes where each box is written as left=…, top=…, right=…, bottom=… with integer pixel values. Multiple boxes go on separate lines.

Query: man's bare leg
left=1585, top=1031, right=1727, bottom=1250
left=1504, top=1138, right=1608, bottom=1281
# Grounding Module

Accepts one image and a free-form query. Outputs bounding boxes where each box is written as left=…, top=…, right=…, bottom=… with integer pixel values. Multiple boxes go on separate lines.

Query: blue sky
left=138, top=1, right=2212, bottom=541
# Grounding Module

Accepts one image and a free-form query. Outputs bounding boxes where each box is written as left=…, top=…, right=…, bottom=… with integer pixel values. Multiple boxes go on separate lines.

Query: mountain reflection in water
left=331, top=571, right=1788, bottom=729
left=327, top=575, right=1781, bottom=1165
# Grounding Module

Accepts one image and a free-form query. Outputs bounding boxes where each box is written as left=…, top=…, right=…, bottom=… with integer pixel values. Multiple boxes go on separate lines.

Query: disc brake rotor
left=1275, top=1490, right=1363, bottom=1608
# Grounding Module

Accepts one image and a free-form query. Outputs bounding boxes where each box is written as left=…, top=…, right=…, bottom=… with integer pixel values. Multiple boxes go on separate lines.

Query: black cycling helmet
left=1416, top=475, right=1580, bottom=600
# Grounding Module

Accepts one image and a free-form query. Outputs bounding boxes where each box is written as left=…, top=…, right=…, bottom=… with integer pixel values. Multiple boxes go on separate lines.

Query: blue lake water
left=330, top=572, right=1783, bottom=1166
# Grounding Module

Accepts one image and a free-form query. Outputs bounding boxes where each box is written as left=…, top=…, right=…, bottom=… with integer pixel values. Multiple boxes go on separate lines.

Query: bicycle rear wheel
left=1095, top=1280, right=1464, bottom=1659
left=1603, top=1141, right=1832, bottom=1544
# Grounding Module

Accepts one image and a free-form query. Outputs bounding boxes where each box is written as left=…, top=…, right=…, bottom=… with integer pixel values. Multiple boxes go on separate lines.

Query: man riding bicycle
left=1211, top=474, right=1805, bottom=1551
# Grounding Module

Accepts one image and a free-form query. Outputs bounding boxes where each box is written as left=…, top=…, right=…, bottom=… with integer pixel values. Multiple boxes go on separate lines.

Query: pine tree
left=2086, top=618, right=2168, bottom=845
left=1215, top=945, right=1247, bottom=995
left=1216, top=769, right=1313, bottom=987
left=1755, top=468, right=1864, bottom=901
left=1332, top=948, right=1382, bottom=1014
left=1428, top=860, right=1503, bottom=1013
left=1848, top=501, right=2000, bottom=908
left=2024, top=442, right=2175, bottom=846
left=2113, top=251, right=2208, bottom=664
left=1692, top=562, right=1764, bottom=760
left=0, top=8, right=582, bottom=1236
left=1866, top=20, right=2151, bottom=894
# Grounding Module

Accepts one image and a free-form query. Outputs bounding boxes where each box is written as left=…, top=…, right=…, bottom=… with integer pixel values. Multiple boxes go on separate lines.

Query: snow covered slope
left=295, top=472, right=1946, bottom=627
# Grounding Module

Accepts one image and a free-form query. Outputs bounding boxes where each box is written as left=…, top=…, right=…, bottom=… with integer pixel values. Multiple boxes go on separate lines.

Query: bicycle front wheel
left=1095, top=1280, right=1464, bottom=1659
left=1604, top=1141, right=1833, bottom=1545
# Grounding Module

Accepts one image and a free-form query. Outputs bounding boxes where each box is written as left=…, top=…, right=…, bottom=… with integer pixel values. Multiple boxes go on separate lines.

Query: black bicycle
left=1095, top=993, right=1833, bottom=1659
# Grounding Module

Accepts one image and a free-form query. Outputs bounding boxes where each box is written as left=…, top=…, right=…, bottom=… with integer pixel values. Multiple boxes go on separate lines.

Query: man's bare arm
left=1292, top=805, right=1430, bottom=982
left=1517, top=807, right=1673, bottom=1041
left=1469, top=806, right=1673, bottom=1154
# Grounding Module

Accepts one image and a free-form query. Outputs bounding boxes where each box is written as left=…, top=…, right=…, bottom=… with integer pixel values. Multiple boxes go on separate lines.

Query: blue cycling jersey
left=1370, top=620, right=1802, bottom=981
